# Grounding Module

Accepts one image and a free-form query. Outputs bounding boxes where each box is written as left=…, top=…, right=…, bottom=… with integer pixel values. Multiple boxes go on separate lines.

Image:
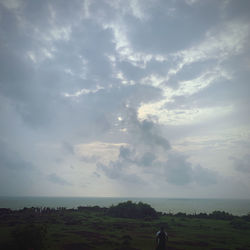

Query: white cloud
left=137, top=19, right=248, bottom=126
left=75, top=141, right=128, bottom=164
left=63, top=85, right=105, bottom=97
left=174, top=67, right=231, bottom=97
left=1, top=0, right=22, bottom=9
left=167, top=20, right=249, bottom=79
left=185, top=0, right=200, bottom=5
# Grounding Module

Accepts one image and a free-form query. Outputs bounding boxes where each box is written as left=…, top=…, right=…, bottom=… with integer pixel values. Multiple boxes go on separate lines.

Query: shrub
left=107, top=201, right=158, bottom=219
left=209, top=211, right=234, bottom=220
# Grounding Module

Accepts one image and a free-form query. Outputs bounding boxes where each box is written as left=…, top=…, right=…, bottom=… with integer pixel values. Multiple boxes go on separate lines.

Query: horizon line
left=0, top=195, right=250, bottom=200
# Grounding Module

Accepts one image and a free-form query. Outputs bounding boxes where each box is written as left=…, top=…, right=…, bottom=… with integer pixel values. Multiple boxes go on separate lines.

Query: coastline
left=0, top=196, right=250, bottom=216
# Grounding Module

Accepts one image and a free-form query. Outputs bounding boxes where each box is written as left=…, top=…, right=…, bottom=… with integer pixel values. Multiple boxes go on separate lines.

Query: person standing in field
left=156, top=226, right=168, bottom=250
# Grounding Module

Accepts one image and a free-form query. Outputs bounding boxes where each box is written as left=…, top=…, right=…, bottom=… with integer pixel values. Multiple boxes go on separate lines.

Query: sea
left=0, top=197, right=250, bottom=216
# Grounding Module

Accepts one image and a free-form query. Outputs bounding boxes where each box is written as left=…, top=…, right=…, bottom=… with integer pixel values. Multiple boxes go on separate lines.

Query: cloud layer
left=0, top=0, right=250, bottom=197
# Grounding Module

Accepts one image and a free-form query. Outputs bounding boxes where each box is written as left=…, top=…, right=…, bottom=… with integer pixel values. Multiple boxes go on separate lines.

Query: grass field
left=0, top=205, right=250, bottom=250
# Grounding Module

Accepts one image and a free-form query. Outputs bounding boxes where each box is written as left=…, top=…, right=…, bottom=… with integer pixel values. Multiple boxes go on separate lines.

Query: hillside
left=0, top=202, right=250, bottom=249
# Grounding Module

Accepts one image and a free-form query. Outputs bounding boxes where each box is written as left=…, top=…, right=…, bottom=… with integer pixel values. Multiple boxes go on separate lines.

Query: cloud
left=224, top=0, right=250, bottom=20
left=61, top=141, right=74, bottom=155
left=0, top=139, right=34, bottom=171
left=0, top=0, right=249, bottom=197
left=97, top=161, right=145, bottom=185
left=122, top=107, right=170, bottom=151
left=192, top=165, right=218, bottom=185
left=137, top=152, right=156, bottom=167
left=96, top=108, right=170, bottom=184
left=166, top=19, right=249, bottom=81
left=47, top=173, right=72, bottom=186
left=164, top=152, right=217, bottom=185
left=232, top=155, right=250, bottom=174
left=97, top=107, right=217, bottom=187
left=125, top=0, right=225, bottom=54
left=95, top=143, right=146, bottom=184
left=164, top=152, right=192, bottom=185
left=80, top=155, right=100, bottom=164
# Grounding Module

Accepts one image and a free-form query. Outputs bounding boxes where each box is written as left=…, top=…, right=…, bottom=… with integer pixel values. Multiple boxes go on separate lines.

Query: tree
left=107, top=201, right=158, bottom=219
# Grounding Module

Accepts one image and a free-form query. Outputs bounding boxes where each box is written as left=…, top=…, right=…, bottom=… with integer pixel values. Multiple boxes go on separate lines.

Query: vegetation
left=107, top=201, right=158, bottom=219
left=0, top=203, right=250, bottom=249
left=12, top=224, right=47, bottom=250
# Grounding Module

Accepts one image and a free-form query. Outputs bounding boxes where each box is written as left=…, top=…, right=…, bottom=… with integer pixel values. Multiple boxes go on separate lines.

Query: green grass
left=0, top=208, right=250, bottom=250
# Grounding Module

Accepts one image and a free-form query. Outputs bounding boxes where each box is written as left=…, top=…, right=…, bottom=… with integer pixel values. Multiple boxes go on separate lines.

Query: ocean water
left=0, top=197, right=250, bottom=216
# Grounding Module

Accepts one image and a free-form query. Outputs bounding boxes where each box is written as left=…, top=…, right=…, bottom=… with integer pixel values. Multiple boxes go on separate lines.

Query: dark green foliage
left=209, top=210, right=234, bottom=220
left=63, top=215, right=82, bottom=225
left=230, top=218, right=250, bottom=230
left=107, top=201, right=158, bottom=219
left=78, top=205, right=107, bottom=213
left=175, top=212, right=187, bottom=217
left=12, top=224, right=47, bottom=250
left=1, top=205, right=250, bottom=249
left=242, top=212, right=250, bottom=222
left=168, top=210, right=235, bottom=220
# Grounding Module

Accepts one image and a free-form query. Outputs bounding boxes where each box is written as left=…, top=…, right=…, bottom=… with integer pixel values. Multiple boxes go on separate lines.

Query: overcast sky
left=0, top=0, right=250, bottom=198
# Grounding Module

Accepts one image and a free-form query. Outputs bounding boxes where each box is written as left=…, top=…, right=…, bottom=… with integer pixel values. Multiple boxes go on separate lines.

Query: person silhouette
left=156, top=226, right=168, bottom=250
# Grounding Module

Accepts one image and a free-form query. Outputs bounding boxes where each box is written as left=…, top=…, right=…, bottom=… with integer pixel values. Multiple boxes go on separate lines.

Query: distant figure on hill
left=156, top=226, right=168, bottom=250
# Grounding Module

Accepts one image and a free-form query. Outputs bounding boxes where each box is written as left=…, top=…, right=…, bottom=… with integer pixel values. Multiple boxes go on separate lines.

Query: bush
left=209, top=211, right=234, bottom=220
left=107, top=201, right=158, bottom=219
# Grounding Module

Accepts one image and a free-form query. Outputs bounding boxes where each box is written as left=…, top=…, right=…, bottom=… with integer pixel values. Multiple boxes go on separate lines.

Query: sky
left=0, top=0, right=250, bottom=198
